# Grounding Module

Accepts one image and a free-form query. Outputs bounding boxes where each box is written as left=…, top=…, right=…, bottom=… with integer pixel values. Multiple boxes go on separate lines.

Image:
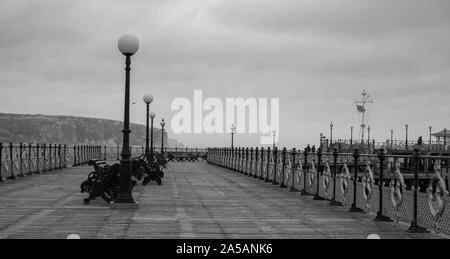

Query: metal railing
left=0, top=143, right=208, bottom=182
left=207, top=147, right=450, bottom=234
left=328, top=139, right=448, bottom=152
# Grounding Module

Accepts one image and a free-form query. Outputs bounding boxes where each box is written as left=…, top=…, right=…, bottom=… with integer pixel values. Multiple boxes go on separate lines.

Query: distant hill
left=0, top=113, right=183, bottom=147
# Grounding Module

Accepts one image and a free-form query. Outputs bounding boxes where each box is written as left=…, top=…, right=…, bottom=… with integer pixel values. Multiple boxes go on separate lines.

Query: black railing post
left=42, top=144, right=46, bottom=172
left=254, top=147, right=259, bottom=178
left=272, top=147, right=278, bottom=185
left=58, top=144, right=62, bottom=169
left=48, top=144, right=53, bottom=171
left=301, top=148, right=312, bottom=196
left=259, top=147, right=264, bottom=180
left=280, top=147, right=287, bottom=188
left=27, top=143, right=33, bottom=175
left=265, top=147, right=271, bottom=182
left=349, top=149, right=364, bottom=212
left=0, top=143, right=3, bottom=182
left=244, top=147, right=249, bottom=175
left=290, top=148, right=297, bottom=192
left=63, top=144, right=67, bottom=168
left=18, top=143, right=24, bottom=177
left=248, top=148, right=253, bottom=177
left=374, top=148, right=392, bottom=221
left=73, top=146, right=77, bottom=166
left=408, top=148, right=429, bottom=233
left=237, top=147, right=241, bottom=173
left=8, top=143, right=15, bottom=179
left=314, top=148, right=326, bottom=200
left=330, top=148, right=343, bottom=206
left=36, top=144, right=41, bottom=173
left=55, top=144, right=58, bottom=169
left=104, top=146, right=107, bottom=161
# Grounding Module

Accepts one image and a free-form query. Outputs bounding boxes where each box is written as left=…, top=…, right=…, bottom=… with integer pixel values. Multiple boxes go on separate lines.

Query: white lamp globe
left=118, top=34, right=139, bottom=56
left=143, top=94, right=153, bottom=104
left=160, top=119, right=166, bottom=127
left=150, top=112, right=156, bottom=119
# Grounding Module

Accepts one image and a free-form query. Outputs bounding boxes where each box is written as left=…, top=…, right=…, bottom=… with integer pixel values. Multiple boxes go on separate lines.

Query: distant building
left=432, top=129, right=449, bottom=143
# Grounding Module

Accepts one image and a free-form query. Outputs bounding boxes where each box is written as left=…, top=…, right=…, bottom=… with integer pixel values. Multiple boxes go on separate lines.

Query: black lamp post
left=390, top=129, right=394, bottom=150
left=405, top=124, right=409, bottom=150
left=429, top=126, right=432, bottom=150
left=444, top=128, right=448, bottom=150
left=272, top=130, right=276, bottom=149
left=143, top=94, right=153, bottom=160
left=111, top=34, right=139, bottom=209
left=231, top=124, right=236, bottom=149
left=160, top=119, right=166, bottom=156
left=150, top=112, right=156, bottom=160
left=330, top=122, right=334, bottom=148
left=350, top=126, right=353, bottom=146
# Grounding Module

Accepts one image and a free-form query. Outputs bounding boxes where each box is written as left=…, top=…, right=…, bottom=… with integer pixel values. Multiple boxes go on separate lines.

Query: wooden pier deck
left=0, top=162, right=441, bottom=239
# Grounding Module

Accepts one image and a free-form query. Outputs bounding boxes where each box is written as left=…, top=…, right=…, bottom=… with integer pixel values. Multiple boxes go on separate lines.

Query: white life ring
left=362, top=162, right=375, bottom=202
left=323, top=162, right=331, bottom=195
left=340, top=163, right=351, bottom=195
left=390, top=161, right=406, bottom=209
left=427, top=163, right=449, bottom=219
left=308, top=160, right=316, bottom=190
left=296, top=161, right=303, bottom=183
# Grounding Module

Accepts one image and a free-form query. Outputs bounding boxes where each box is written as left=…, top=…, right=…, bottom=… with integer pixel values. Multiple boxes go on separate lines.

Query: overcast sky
left=0, top=0, right=449, bottom=148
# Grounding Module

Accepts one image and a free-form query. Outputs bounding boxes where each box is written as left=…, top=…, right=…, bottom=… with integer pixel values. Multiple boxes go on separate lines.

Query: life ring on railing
left=21, top=151, right=28, bottom=169
left=296, top=161, right=303, bottom=184
left=3, top=154, right=9, bottom=171
left=362, top=162, right=375, bottom=211
left=427, top=162, right=449, bottom=225
left=323, top=162, right=331, bottom=196
left=65, top=152, right=71, bottom=164
left=340, top=163, right=351, bottom=195
left=390, top=161, right=406, bottom=208
left=285, top=158, right=292, bottom=183
left=389, top=161, right=406, bottom=223
left=14, top=153, right=20, bottom=171
left=277, top=156, right=283, bottom=180
left=308, top=160, right=316, bottom=191
left=32, top=157, right=37, bottom=169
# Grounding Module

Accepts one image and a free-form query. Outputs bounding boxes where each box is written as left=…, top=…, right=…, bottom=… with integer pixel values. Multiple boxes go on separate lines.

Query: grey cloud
left=209, top=0, right=450, bottom=38
left=0, top=0, right=449, bottom=148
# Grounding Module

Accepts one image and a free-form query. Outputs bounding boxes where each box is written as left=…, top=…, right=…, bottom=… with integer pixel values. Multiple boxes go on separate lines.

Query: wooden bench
left=81, top=159, right=144, bottom=204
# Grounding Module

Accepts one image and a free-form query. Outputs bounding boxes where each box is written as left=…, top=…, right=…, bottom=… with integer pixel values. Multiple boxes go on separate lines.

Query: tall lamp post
left=319, top=133, right=323, bottom=148
left=330, top=122, right=334, bottom=148
left=390, top=129, right=394, bottom=150
left=405, top=124, right=409, bottom=150
left=161, top=119, right=166, bottom=156
left=143, top=94, right=153, bottom=160
left=272, top=130, right=276, bottom=149
left=367, top=126, right=371, bottom=151
left=231, top=124, right=236, bottom=149
left=111, top=34, right=140, bottom=209
left=150, top=112, right=156, bottom=159
left=429, top=126, right=432, bottom=150
left=350, top=126, right=353, bottom=146
left=444, top=128, right=448, bottom=150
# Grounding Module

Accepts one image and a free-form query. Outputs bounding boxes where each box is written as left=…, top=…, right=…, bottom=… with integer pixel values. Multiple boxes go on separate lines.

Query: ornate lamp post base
left=110, top=201, right=139, bottom=210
